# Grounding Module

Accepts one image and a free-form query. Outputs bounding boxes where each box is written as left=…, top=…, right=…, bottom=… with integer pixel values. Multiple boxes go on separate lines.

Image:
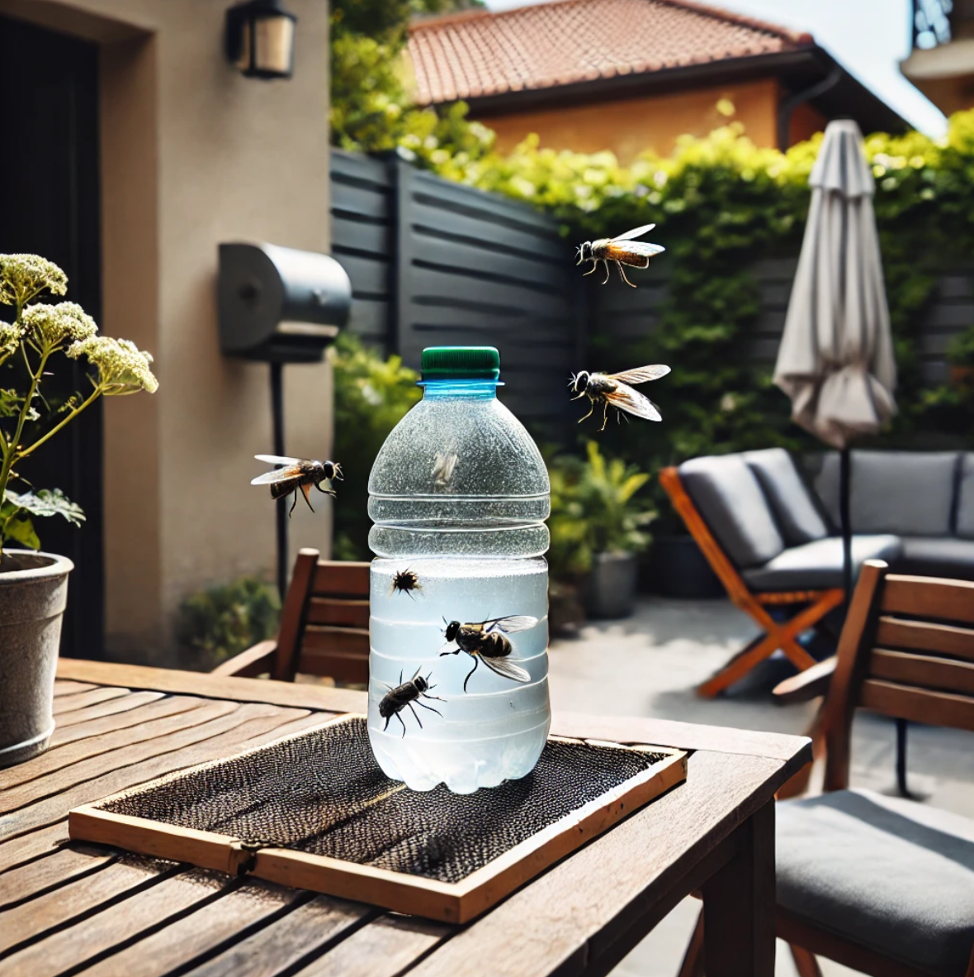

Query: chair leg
left=697, top=593, right=838, bottom=698
left=697, top=631, right=779, bottom=698
left=677, top=908, right=705, bottom=977
left=895, top=717, right=912, bottom=798
left=789, top=944, right=823, bottom=977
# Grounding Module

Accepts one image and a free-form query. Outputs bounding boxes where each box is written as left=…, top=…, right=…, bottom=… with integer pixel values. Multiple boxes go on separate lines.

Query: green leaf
left=0, top=505, right=40, bottom=549
left=5, top=487, right=85, bottom=526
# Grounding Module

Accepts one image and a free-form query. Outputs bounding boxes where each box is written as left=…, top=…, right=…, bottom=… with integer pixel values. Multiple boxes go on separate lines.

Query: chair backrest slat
left=822, top=560, right=974, bottom=791
left=860, top=678, right=974, bottom=731
left=305, top=597, right=369, bottom=629
left=880, top=575, right=974, bottom=626
left=313, top=561, right=370, bottom=598
left=869, top=649, right=974, bottom=697
left=874, top=616, right=974, bottom=662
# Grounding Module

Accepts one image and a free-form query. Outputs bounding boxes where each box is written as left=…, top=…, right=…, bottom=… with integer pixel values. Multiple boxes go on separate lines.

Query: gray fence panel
left=330, top=151, right=395, bottom=349
left=331, top=150, right=581, bottom=435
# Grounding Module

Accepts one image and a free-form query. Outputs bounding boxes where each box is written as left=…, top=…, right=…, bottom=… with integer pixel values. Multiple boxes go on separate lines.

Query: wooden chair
left=679, top=560, right=974, bottom=977
left=660, top=465, right=843, bottom=698
left=213, top=548, right=370, bottom=684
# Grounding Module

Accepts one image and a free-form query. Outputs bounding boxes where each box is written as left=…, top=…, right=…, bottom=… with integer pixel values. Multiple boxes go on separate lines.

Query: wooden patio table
left=0, top=659, right=811, bottom=977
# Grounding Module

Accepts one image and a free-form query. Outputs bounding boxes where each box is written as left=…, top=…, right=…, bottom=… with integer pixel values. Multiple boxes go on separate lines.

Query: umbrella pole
left=840, top=446, right=853, bottom=610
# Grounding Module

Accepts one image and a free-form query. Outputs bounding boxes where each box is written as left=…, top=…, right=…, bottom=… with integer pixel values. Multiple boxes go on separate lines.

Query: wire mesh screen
left=96, top=717, right=671, bottom=885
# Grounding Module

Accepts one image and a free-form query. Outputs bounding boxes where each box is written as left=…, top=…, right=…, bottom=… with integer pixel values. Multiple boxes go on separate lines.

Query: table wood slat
left=51, top=691, right=166, bottom=728
left=47, top=693, right=204, bottom=750
left=0, top=856, right=174, bottom=957
left=403, top=751, right=791, bottom=977
left=295, top=914, right=452, bottom=977
left=0, top=697, right=228, bottom=791
left=0, top=844, right=114, bottom=909
left=76, top=879, right=307, bottom=977
left=0, top=704, right=308, bottom=842
left=0, top=699, right=243, bottom=814
left=0, top=822, right=69, bottom=874
left=182, top=895, right=375, bottom=977
left=0, top=867, right=226, bottom=977
left=58, top=659, right=366, bottom=715
left=551, top=712, right=812, bottom=765
left=52, top=686, right=131, bottom=715
left=52, top=681, right=98, bottom=697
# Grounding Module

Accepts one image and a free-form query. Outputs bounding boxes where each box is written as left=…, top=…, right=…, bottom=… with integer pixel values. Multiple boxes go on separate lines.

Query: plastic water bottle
left=367, top=346, right=551, bottom=793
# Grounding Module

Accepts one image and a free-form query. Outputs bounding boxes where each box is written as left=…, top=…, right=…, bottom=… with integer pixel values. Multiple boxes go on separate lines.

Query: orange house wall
left=474, top=79, right=823, bottom=162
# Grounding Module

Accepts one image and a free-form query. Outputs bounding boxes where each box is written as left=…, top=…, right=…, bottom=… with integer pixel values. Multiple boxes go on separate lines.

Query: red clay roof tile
left=408, top=0, right=813, bottom=105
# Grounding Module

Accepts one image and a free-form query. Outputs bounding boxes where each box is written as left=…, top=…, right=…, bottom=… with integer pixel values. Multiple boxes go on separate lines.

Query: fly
left=390, top=568, right=422, bottom=599
left=576, top=224, right=665, bottom=287
left=440, top=615, right=537, bottom=692
left=569, top=365, right=670, bottom=431
left=378, top=669, right=444, bottom=737
left=250, top=454, right=342, bottom=517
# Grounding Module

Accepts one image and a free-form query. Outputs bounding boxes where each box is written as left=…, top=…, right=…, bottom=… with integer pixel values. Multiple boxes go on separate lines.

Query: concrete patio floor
left=547, top=595, right=974, bottom=977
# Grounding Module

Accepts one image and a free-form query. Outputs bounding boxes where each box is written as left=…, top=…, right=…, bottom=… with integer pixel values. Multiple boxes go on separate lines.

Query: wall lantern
left=225, top=0, right=297, bottom=80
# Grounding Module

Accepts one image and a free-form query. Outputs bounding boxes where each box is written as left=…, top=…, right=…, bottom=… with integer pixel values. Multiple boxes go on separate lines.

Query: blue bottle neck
left=420, top=379, right=500, bottom=400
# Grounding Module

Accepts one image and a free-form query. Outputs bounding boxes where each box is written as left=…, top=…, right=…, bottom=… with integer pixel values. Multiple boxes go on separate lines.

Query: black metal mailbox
left=218, top=242, right=352, bottom=362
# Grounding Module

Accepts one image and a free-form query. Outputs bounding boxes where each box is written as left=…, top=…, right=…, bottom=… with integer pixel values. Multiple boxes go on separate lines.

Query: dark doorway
left=0, top=15, right=103, bottom=659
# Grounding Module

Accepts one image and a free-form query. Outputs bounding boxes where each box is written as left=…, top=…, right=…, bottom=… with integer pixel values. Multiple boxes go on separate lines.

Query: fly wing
left=484, top=615, right=539, bottom=634
left=254, top=454, right=304, bottom=466
left=608, top=364, right=671, bottom=386
left=611, top=223, right=656, bottom=242
left=480, top=656, right=531, bottom=683
left=616, top=241, right=664, bottom=258
left=605, top=382, right=663, bottom=421
left=250, top=465, right=305, bottom=486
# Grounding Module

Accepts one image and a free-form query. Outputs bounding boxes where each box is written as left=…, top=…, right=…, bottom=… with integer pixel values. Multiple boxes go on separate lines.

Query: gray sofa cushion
left=777, top=789, right=974, bottom=977
left=958, top=454, right=974, bottom=541
left=679, top=455, right=784, bottom=568
left=896, top=537, right=974, bottom=581
left=741, top=534, right=902, bottom=591
left=814, top=450, right=960, bottom=537
left=743, top=448, right=829, bottom=546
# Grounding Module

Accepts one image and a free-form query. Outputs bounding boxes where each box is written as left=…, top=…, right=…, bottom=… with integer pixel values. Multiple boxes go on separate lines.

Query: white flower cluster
left=68, top=336, right=159, bottom=395
left=21, top=302, right=98, bottom=349
left=0, top=254, right=68, bottom=307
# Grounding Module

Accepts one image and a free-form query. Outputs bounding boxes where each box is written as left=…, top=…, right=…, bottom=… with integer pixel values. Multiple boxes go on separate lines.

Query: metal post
left=840, top=446, right=853, bottom=612
left=270, top=361, right=288, bottom=602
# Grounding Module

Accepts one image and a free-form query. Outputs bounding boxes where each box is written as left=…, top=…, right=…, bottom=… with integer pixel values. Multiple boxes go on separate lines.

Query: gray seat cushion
left=744, top=448, right=830, bottom=546
left=679, top=455, right=784, bottom=569
left=742, top=534, right=902, bottom=591
left=777, top=789, right=974, bottom=977
left=958, top=454, right=974, bottom=541
left=896, top=537, right=974, bottom=580
left=814, top=450, right=960, bottom=537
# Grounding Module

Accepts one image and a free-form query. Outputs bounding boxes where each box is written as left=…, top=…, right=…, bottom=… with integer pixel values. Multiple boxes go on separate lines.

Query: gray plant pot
left=0, top=550, right=73, bottom=768
left=584, top=551, right=639, bottom=619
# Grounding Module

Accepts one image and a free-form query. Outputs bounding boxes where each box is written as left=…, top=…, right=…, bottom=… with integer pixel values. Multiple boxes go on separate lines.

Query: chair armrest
left=773, top=656, right=836, bottom=704
left=211, top=639, right=278, bottom=678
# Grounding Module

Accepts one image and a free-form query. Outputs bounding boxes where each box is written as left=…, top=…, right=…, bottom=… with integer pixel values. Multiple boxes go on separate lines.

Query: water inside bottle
left=368, top=556, right=549, bottom=794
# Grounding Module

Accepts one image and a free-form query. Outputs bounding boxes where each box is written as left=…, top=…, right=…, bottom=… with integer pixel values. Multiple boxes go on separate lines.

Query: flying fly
left=576, top=224, right=665, bottom=287
left=250, top=454, right=342, bottom=517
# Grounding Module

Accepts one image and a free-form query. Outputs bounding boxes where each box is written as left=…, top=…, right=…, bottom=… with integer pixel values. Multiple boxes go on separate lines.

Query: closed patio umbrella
left=774, top=119, right=897, bottom=602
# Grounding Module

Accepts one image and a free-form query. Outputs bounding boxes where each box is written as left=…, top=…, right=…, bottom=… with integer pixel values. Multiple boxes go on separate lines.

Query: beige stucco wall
left=0, top=0, right=333, bottom=662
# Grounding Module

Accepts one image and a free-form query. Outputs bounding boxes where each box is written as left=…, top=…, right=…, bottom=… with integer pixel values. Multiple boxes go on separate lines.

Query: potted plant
left=947, top=326, right=974, bottom=390
left=0, top=254, right=157, bottom=767
left=549, top=441, right=654, bottom=620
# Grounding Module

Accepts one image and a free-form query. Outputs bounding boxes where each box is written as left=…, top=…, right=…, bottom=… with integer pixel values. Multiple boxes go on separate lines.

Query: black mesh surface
left=98, top=718, right=670, bottom=885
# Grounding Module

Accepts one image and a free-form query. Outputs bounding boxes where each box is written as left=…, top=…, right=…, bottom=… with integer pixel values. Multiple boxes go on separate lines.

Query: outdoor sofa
left=660, top=448, right=974, bottom=696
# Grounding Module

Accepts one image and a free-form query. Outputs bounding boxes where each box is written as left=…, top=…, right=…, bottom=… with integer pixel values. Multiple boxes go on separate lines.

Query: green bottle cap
left=421, top=346, right=500, bottom=381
